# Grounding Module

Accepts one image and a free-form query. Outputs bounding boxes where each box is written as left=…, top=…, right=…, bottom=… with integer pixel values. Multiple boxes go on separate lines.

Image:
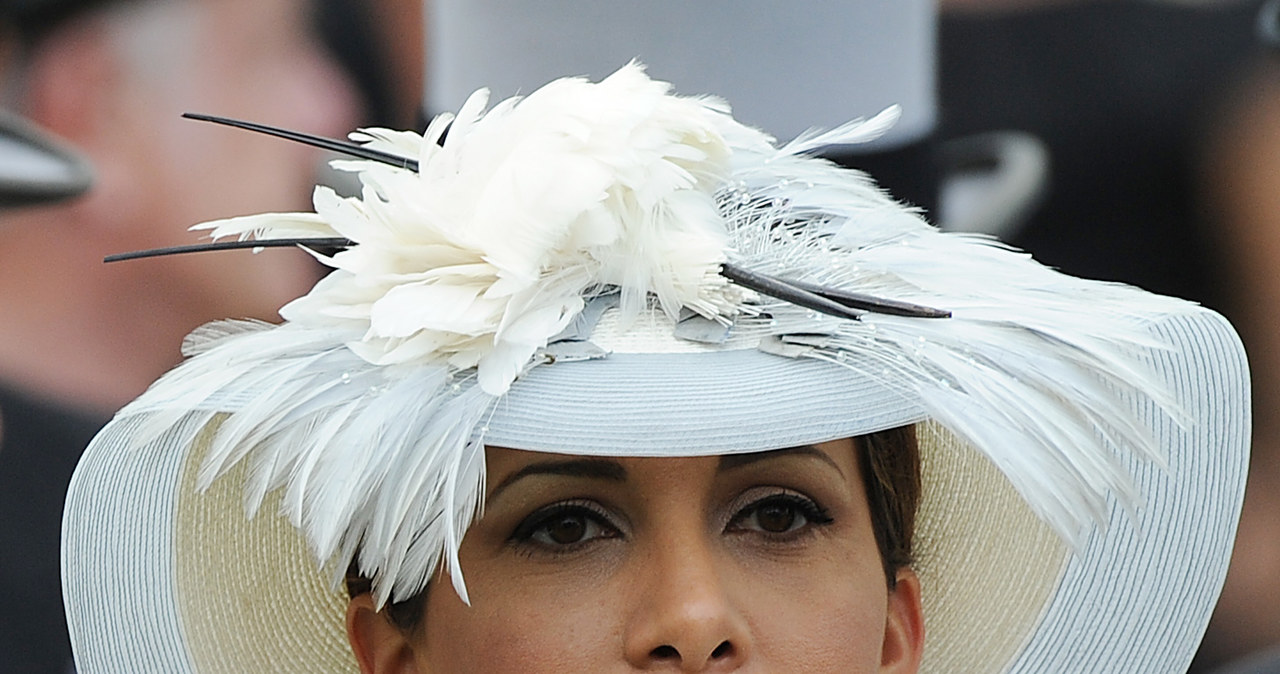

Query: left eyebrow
left=717, top=445, right=844, bottom=478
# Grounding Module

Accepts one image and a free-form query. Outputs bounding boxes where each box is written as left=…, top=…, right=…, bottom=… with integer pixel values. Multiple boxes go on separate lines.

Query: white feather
left=781, top=104, right=903, bottom=154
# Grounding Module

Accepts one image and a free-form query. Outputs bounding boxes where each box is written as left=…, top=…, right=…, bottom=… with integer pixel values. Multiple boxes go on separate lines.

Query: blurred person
left=937, top=0, right=1267, bottom=668
left=0, top=0, right=364, bottom=671
left=0, top=87, right=92, bottom=661
left=1199, top=49, right=1280, bottom=671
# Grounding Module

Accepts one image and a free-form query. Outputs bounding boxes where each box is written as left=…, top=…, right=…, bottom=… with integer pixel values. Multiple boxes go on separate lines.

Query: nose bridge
left=624, top=519, right=750, bottom=670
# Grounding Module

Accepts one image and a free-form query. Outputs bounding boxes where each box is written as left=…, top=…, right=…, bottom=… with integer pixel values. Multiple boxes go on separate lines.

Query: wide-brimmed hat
left=62, top=63, right=1249, bottom=672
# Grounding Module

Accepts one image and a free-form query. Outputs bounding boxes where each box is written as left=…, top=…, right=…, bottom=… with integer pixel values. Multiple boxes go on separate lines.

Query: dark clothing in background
left=0, top=385, right=107, bottom=673
left=939, top=6, right=1266, bottom=670
left=938, top=1, right=1264, bottom=311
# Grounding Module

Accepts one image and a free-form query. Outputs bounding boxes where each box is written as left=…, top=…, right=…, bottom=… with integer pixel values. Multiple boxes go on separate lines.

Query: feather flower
left=197, top=62, right=758, bottom=395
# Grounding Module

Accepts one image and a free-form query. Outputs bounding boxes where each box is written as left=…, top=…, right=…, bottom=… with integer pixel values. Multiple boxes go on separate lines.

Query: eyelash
left=508, top=500, right=622, bottom=555
left=726, top=491, right=834, bottom=540
left=508, top=490, right=834, bottom=555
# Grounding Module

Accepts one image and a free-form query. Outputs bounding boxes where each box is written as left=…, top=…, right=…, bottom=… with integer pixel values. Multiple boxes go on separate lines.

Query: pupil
left=758, top=502, right=796, bottom=532
left=548, top=515, right=586, bottom=544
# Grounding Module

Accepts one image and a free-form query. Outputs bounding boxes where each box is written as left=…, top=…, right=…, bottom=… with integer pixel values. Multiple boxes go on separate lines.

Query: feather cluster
left=117, top=62, right=1196, bottom=608
left=197, top=63, right=752, bottom=396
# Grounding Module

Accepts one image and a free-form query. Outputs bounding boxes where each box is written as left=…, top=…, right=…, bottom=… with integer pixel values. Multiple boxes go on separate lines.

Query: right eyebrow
left=487, top=458, right=628, bottom=502
left=716, top=444, right=843, bottom=477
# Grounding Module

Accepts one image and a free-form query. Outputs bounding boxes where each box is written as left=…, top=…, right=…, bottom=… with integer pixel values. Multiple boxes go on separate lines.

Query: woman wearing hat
left=61, top=64, right=1249, bottom=672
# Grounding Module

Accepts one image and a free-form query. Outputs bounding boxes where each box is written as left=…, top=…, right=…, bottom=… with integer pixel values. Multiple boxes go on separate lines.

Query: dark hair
left=859, top=425, right=921, bottom=589
left=346, top=425, right=923, bottom=633
left=345, top=565, right=428, bottom=636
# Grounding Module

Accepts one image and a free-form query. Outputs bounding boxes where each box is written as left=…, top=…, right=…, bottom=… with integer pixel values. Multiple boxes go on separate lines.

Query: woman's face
left=350, top=439, right=923, bottom=672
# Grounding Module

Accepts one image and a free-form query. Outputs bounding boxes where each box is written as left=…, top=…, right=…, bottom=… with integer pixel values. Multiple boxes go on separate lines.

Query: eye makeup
left=507, top=498, right=624, bottom=557
left=724, top=487, right=834, bottom=541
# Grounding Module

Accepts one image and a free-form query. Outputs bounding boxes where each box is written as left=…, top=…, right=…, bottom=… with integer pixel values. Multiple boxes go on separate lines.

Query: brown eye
left=728, top=492, right=833, bottom=537
left=756, top=501, right=798, bottom=533
left=544, top=513, right=588, bottom=544
left=511, top=501, right=622, bottom=551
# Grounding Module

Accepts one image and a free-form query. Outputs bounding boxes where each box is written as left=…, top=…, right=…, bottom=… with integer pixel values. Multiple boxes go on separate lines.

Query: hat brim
left=62, top=308, right=1249, bottom=672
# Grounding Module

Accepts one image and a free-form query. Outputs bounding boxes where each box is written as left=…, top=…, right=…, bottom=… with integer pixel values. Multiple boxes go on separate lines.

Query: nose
left=624, top=535, right=751, bottom=671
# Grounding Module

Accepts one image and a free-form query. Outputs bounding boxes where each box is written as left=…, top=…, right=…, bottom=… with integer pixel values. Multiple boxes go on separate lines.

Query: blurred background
left=0, top=0, right=420, bottom=671
left=2, top=0, right=1277, bottom=671
left=938, top=2, right=1276, bottom=670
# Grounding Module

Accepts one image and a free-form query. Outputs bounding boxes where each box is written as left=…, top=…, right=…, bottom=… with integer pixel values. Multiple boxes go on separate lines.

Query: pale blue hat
left=62, top=64, right=1249, bottom=673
